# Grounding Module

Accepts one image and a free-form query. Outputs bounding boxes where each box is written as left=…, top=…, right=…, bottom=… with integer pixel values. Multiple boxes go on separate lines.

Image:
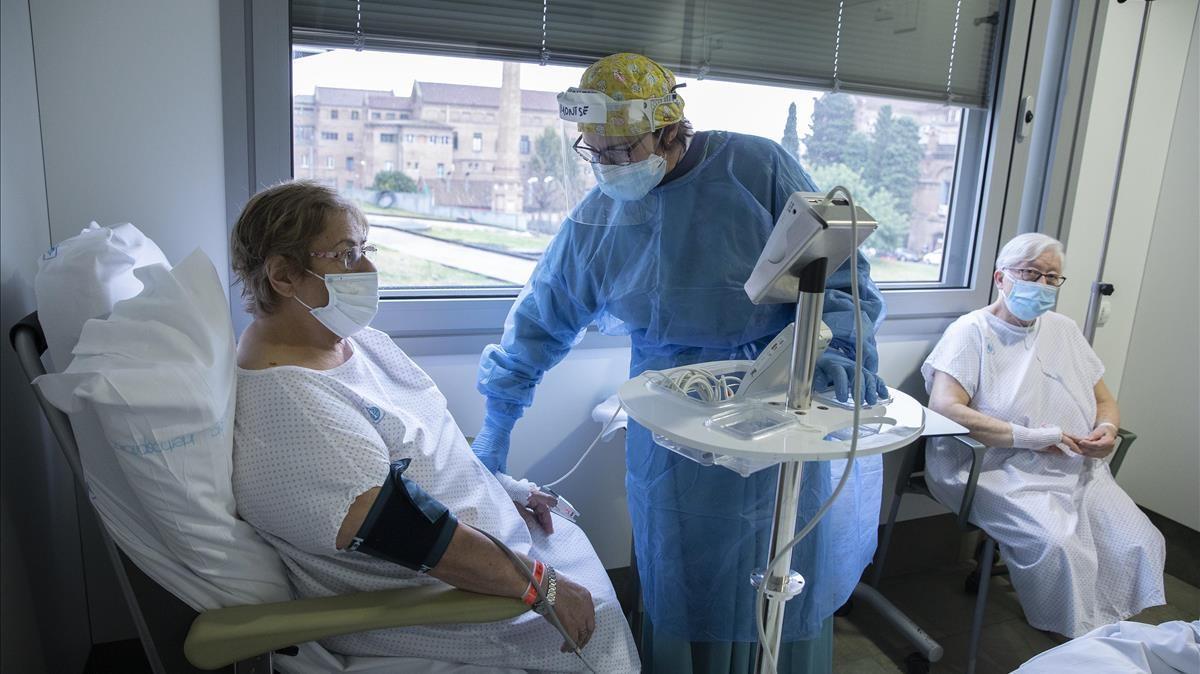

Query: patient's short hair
left=995, top=232, right=1064, bottom=271
left=231, top=180, right=368, bottom=315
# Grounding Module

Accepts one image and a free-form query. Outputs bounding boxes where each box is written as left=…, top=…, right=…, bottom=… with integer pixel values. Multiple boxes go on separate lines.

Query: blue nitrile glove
left=471, top=401, right=521, bottom=473
left=814, top=351, right=889, bottom=405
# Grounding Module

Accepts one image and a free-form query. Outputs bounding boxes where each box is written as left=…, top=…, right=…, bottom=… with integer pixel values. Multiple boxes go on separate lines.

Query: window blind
left=291, top=0, right=1003, bottom=107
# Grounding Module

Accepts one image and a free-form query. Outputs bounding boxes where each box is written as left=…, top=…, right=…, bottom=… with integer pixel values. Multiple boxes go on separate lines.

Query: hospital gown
left=232, top=327, right=639, bottom=672
left=921, top=309, right=1166, bottom=637
left=1016, top=620, right=1200, bottom=674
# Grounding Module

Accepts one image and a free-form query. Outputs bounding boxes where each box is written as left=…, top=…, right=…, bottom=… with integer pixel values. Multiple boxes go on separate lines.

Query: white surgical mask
left=592, top=154, right=668, bottom=202
left=296, top=270, right=379, bottom=338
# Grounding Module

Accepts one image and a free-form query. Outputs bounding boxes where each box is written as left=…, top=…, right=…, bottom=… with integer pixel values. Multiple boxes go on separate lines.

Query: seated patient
left=228, top=180, right=638, bottom=671
left=922, top=233, right=1165, bottom=638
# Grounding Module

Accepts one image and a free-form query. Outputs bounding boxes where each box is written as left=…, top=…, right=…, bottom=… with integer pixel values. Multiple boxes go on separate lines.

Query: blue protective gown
left=477, top=131, right=886, bottom=644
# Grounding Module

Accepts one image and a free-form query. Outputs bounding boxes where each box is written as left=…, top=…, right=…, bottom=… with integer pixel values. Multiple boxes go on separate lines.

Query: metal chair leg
left=966, top=537, right=995, bottom=674
left=872, top=441, right=920, bottom=588
left=231, top=653, right=272, bottom=674
left=871, top=489, right=905, bottom=587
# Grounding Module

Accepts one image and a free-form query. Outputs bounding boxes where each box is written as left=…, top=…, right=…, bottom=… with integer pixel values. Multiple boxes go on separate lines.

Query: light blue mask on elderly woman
left=1002, top=273, right=1059, bottom=321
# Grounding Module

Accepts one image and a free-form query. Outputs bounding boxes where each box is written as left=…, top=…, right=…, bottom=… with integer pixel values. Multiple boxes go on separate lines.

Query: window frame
left=222, top=0, right=1057, bottom=342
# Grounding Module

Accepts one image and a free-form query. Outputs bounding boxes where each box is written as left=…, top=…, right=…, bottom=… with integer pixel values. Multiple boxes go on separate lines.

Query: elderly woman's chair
left=10, top=310, right=526, bottom=673
left=870, top=431, right=1137, bottom=674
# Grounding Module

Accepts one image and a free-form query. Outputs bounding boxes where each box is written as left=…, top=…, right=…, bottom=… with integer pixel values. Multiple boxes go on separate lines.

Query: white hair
left=995, top=233, right=1064, bottom=270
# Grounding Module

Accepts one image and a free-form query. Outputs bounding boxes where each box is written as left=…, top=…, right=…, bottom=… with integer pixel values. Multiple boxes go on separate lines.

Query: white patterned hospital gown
left=232, top=328, right=639, bottom=672
left=921, top=309, right=1165, bottom=637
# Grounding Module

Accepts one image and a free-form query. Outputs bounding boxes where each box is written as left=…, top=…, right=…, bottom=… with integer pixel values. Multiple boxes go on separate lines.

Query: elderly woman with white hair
left=921, top=232, right=1166, bottom=638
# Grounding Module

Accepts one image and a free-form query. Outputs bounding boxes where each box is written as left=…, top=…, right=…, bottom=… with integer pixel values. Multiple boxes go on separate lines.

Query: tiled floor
left=834, top=567, right=1199, bottom=673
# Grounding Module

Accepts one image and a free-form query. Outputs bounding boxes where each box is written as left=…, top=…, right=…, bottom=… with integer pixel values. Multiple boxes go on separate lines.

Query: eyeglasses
left=310, top=243, right=378, bottom=270
left=573, top=133, right=658, bottom=166
left=1004, top=267, right=1067, bottom=287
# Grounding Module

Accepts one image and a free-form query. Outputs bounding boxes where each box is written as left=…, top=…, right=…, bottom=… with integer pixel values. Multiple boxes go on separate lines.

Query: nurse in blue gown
left=474, top=52, right=889, bottom=673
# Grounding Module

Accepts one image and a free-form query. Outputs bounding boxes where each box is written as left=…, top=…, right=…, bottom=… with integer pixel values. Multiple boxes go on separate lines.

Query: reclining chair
left=12, top=312, right=528, bottom=674
left=9, top=227, right=528, bottom=673
left=871, top=430, right=1137, bottom=674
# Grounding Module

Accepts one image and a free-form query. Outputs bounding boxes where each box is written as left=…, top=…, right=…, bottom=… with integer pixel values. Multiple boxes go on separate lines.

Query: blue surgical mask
left=592, top=153, right=667, bottom=202
left=1001, top=275, right=1058, bottom=321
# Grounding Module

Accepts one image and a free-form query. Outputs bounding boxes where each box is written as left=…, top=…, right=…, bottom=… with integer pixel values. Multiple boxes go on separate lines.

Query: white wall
left=1112, top=15, right=1200, bottom=531
left=1, top=0, right=231, bottom=665
left=1, top=0, right=82, bottom=670
left=29, top=0, right=229, bottom=282
left=1058, top=0, right=1199, bottom=393
left=1057, top=0, right=1200, bottom=530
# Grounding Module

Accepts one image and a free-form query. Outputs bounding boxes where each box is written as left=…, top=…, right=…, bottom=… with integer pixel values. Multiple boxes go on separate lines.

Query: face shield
left=559, top=88, right=681, bottom=225
left=557, top=88, right=683, bottom=138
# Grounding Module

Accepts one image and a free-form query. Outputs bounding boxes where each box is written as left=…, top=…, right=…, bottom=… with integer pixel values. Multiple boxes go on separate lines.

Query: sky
left=291, top=49, right=820, bottom=144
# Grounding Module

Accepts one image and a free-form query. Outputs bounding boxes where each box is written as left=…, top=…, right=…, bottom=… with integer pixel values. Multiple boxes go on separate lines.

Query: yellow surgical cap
left=577, top=53, right=685, bottom=136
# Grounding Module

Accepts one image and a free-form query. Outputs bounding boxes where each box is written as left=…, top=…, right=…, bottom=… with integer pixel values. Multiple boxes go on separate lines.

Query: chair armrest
left=949, top=435, right=988, bottom=530
left=184, top=584, right=526, bottom=670
left=1109, top=428, right=1137, bottom=478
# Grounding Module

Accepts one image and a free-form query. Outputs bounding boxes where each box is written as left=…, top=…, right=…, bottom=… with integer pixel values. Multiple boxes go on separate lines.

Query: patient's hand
left=513, top=491, right=557, bottom=534
left=550, top=573, right=596, bottom=653
left=1068, top=427, right=1117, bottom=459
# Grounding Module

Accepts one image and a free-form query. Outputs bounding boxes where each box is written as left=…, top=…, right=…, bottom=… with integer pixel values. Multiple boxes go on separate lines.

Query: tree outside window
left=802, top=93, right=923, bottom=254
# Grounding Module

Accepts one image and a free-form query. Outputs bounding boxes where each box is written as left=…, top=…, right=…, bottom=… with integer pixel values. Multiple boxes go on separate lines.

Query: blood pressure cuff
left=349, top=459, right=458, bottom=573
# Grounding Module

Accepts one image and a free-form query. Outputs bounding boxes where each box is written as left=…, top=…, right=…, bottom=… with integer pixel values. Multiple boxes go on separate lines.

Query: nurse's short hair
left=230, top=180, right=368, bottom=316
left=995, top=232, right=1064, bottom=271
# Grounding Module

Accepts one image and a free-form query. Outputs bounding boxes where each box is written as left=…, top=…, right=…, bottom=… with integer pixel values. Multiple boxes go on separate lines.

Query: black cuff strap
left=350, top=458, right=459, bottom=573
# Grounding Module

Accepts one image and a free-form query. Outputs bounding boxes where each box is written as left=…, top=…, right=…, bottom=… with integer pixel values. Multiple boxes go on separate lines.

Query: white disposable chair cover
left=33, top=225, right=519, bottom=674
left=36, top=249, right=291, bottom=607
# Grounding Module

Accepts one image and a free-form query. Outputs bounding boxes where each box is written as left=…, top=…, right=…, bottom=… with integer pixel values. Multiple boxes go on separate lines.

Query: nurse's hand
left=548, top=573, right=596, bottom=653
left=470, top=422, right=512, bottom=473
left=814, top=351, right=889, bottom=405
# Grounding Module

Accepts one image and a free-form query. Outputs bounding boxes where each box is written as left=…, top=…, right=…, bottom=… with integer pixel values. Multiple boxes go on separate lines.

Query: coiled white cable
left=543, top=366, right=738, bottom=490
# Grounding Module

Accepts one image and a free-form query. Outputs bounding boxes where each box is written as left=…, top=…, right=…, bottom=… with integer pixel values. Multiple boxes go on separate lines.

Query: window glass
left=293, top=49, right=969, bottom=291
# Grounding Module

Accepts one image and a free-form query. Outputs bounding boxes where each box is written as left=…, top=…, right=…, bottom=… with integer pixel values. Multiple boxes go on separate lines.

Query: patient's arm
left=1092, top=378, right=1119, bottom=431
left=335, top=489, right=596, bottom=651
left=334, top=488, right=530, bottom=595
left=928, top=370, right=1040, bottom=449
left=1068, top=379, right=1119, bottom=458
